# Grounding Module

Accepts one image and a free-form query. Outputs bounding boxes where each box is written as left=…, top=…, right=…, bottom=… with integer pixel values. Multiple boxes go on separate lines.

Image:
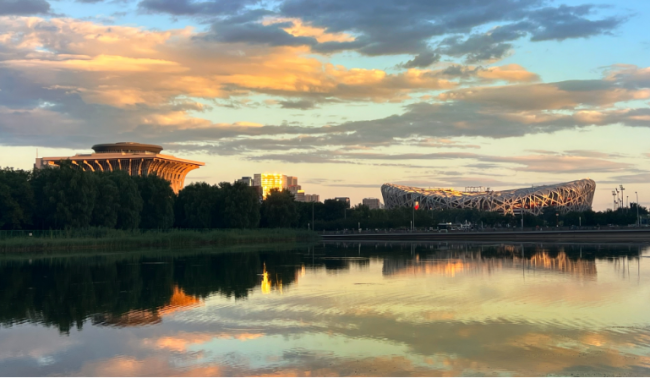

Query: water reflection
left=93, top=286, right=202, bottom=327
left=0, top=242, right=649, bottom=376
left=383, top=250, right=598, bottom=278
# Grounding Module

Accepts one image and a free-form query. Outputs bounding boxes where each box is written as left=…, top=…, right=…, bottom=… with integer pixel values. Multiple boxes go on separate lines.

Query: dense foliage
left=0, top=166, right=262, bottom=230
left=174, top=181, right=260, bottom=228
left=260, top=189, right=298, bottom=228
left=297, top=203, right=649, bottom=230
left=0, top=165, right=648, bottom=231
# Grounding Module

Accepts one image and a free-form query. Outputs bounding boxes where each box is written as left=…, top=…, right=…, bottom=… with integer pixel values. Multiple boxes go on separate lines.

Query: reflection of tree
left=0, top=243, right=640, bottom=333
left=0, top=250, right=303, bottom=333
left=0, top=257, right=175, bottom=333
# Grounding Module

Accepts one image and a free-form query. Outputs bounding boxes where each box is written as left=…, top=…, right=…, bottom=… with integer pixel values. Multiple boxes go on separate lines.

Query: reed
left=0, top=228, right=319, bottom=253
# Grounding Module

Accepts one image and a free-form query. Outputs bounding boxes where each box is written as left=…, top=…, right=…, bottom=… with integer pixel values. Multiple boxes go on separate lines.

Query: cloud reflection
left=0, top=243, right=649, bottom=376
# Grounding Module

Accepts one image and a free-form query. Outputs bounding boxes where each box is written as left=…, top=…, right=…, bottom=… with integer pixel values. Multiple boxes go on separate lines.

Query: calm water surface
left=1, top=242, right=650, bottom=376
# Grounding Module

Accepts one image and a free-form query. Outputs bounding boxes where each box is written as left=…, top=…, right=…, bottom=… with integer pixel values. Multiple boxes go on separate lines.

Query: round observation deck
left=92, top=142, right=163, bottom=154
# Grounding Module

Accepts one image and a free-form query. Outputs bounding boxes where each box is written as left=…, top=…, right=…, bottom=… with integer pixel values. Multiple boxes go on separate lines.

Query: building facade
left=251, top=173, right=319, bottom=201
left=304, top=194, right=320, bottom=202
left=36, top=142, right=204, bottom=194
left=362, top=198, right=382, bottom=210
left=237, top=176, right=253, bottom=186
left=381, top=179, right=596, bottom=215
left=253, top=173, right=286, bottom=198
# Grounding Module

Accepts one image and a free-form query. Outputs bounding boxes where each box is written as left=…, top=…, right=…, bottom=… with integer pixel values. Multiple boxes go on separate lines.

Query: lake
left=1, top=242, right=649, bottom=376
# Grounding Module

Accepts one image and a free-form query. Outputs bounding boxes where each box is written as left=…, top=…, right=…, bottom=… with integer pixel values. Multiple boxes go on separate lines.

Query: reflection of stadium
left=382, top=251, right=597, bottom=278
left=381, top=179, right=596, bottom=215
left=36, top=142, right=204, bottom=194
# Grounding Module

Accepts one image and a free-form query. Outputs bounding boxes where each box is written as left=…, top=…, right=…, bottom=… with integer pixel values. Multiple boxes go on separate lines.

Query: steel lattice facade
left=381, top=179, right=596, bottom=215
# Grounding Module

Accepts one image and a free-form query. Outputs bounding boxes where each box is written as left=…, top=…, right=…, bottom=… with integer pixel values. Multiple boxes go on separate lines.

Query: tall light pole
left=556, top=213, right=559, bottom=228
left=412, top=202, right=415, bottom=231
left=612, top=190, right=616, bottom=210
left=620, top=185, right=626, bottom=210
left=634, top=192, right=641, bottom=227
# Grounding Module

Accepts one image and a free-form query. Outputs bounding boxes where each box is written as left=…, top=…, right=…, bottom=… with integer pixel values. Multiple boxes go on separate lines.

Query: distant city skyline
left=0, top=0, right=649, bottom=210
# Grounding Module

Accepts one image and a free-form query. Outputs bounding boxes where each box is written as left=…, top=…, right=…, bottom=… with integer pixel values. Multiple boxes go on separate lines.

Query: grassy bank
left=0, top=228, right=320, bottom=253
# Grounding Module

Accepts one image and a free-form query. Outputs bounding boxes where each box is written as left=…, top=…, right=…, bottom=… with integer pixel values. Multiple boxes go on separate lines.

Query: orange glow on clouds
left=263, top=17, right=355, bottom=43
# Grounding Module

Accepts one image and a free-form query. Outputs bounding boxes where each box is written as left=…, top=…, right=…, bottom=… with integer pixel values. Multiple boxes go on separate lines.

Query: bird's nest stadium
left=381, top=179, right=596, bottom=215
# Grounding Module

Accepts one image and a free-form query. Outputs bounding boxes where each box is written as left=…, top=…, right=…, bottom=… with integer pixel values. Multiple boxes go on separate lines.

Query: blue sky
left=1, top=0, right=649, bottom=209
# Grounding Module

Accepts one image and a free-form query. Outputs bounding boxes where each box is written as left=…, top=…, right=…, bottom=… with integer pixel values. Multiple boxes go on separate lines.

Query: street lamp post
left=412, top=203, right=415, bottom=231
left=634, top=192, right=641, bottom=227
left=556, top=213, right=559, bottom=228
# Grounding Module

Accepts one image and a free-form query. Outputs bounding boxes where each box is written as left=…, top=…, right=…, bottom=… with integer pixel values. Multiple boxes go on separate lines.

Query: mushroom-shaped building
left=36, top=142, right=204, bottom=194
left=381, top=179, right=596, bottom=215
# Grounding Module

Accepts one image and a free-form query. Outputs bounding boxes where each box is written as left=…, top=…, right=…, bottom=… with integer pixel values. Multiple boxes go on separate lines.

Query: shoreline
left=321, top=228, right=650, bottom=243
left=0, top=229, right=319, bottom=253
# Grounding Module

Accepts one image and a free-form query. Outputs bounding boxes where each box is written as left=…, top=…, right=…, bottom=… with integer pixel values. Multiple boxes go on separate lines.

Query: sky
left=0, top=0, right=649, bottom=210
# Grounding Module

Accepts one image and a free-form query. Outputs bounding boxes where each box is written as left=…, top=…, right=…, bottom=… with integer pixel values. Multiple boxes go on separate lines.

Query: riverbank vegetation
left=0, top=228, right=318, bottom=253
left=301, top=204, right=650, bottom=231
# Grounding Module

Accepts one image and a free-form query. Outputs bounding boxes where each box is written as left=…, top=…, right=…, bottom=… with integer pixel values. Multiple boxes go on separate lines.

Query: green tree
left=34, top=162, right=97, bottom=229
left=91, top=173, right=119, bottom=228
left=351, top=204, right=371, bottom=220
left=108, top=171, right=143, bottom=229
left=175, top=182, right=219, bottom=228
left=261, top=189, right=298, bottom=228
left=135, top=174, right=175, bottom=229
left=322, top=199, right=347, bottom=221
left=0, top=168, right=33, bottom=229
left=219, top=182, right=261, bottom=228
left=296, top=201, right=325, bottom=229
left=0, top=182, right=21, bottom=230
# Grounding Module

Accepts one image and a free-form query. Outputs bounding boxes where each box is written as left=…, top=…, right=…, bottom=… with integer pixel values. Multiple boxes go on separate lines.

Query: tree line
left=1, top=164, right=648, bottom=230
left=308, top=203, right=650, bottom=230
left=0, top=164, right=261, bottom=230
